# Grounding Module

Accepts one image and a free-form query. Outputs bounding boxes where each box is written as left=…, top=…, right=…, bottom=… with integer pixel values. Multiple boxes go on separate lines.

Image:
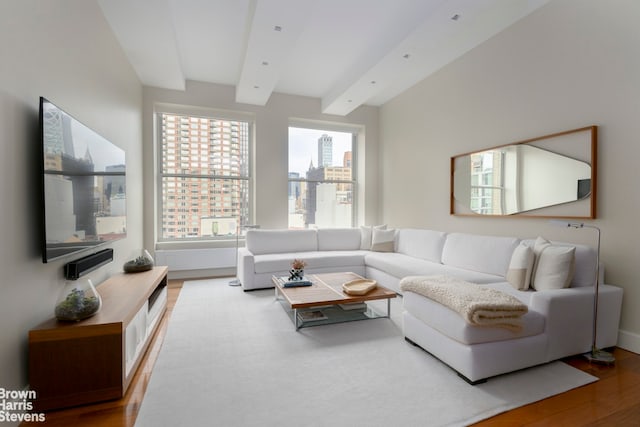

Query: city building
left=317, top=134, right=332, bottom=167
left=160, top=114, right=249, bottom=239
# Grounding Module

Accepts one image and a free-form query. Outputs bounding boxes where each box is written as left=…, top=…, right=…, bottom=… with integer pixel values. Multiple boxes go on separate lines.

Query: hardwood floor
left=24, top=280, right=640, bottom=426
left=474, top=347, right=640, bottom=426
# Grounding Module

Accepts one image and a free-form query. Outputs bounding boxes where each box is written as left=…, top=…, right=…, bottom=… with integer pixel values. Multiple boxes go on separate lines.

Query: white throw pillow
left=371, top=228, right=395, bottom=252
left=506, top=242, right=535, bottom=290
left=531, top=237, right=576, bottom=290
left=360, top=224, right=387, bottom=250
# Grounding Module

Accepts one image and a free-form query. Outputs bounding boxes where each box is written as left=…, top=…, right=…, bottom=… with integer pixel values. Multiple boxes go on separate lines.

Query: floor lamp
left=228, top=224, right=259, bottom=286
left=549, top=220, right=615, bottom=364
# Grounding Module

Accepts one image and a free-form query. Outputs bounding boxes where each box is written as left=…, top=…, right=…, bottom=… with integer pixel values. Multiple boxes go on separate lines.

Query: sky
left=71, top=121, right=125, bottom=172
left=288, top=127, right=352, bottom=175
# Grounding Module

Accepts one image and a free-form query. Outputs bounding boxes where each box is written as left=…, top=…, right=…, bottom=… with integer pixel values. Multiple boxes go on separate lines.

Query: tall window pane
left=288, top=127, right=355, bottom=228
left=158, top=113, right=250, bottom=240
left=469, top=151, right=504, bottom=215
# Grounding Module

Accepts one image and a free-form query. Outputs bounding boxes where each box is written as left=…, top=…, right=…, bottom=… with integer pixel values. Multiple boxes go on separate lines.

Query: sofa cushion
left=506, top=242, right=535, bottom=290
left=523, top=238, right=596, bottom=288
left=359, top=225, right=387, bottom=250
left=437, top=265, right=508, bottom=284
left=253, top=251, right=366, bottom=274
left=441, top=233, right=520, bottom=277
left=365, top=252, right=444, bottom=279
left=402, top=283, right=545, bottom=345
left=317, top=228, right=362, bottom=251
left=396, top=229, right=447, bottom=262
left=531, top=237, right=575, bottom=290
left=371, top=228, right=396, bottom=252
left=246, top=229, right=317, bottom=255
left=364, top=252, right=504, bottom=284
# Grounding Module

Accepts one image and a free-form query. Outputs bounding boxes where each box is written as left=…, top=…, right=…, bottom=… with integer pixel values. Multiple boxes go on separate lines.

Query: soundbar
left=64, top=248, right=114, bottom=280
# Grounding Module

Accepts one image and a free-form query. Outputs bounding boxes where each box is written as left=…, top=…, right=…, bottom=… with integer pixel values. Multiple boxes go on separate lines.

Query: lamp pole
left=228, top=218, right=242, bottom=286
left=549, top=220, right=614, bottom=364
left=228, top=223, right=259, bottom=287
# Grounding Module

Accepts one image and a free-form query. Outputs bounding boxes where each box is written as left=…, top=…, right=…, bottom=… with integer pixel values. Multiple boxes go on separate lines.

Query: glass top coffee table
left=272, top=272, right=397, bottom=330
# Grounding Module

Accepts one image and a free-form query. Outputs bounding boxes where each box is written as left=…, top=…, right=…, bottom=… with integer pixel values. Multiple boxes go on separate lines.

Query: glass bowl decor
left=124, top=249, right=154, bottom=273
left=55, top=278, right=102, bottom=321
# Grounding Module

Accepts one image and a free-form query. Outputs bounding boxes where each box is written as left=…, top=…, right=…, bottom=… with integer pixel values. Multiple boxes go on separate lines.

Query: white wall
left=380, top=0, right=640, bottom=351
left=0, top=0, right=143, bottom=396
left=142, top=82, right=380, bottom=257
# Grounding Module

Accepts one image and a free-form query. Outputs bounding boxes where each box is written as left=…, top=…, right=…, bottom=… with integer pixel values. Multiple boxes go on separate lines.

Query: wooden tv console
left=28, top=266, right=168, bottom=411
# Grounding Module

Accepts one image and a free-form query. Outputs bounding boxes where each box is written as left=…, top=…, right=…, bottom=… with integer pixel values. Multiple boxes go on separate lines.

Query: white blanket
left=400, top=275, right=528, bottom=331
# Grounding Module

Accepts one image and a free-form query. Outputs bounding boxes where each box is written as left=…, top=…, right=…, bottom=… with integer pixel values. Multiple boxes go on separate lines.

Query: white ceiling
left=98, top=0, right=549, bottom=116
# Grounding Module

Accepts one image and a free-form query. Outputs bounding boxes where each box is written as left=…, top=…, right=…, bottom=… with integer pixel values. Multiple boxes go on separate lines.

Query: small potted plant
left=289, top=259, right=307, bottom=281
left=54, top=279, right=102, bottom=321
left=124, top=249, right=154, bottom=273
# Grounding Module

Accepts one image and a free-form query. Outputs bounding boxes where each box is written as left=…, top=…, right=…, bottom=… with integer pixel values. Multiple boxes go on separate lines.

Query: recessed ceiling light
left=451, top=14, right=460, bottom=21
left=274, top=25, right=282, bottom=32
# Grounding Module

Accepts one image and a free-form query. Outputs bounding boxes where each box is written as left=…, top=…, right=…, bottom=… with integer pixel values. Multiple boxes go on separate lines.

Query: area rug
left=135, top=278, right=597, bottom=427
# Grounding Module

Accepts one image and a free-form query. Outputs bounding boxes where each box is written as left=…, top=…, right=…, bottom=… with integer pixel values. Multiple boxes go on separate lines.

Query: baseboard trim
left=167, top=268, right=234, bottom=280
left=617, top=329, right=640, bottom=354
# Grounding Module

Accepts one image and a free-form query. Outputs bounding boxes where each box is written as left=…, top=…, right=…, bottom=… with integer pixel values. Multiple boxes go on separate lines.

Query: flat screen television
left=39, top=97, right=126, bottom=263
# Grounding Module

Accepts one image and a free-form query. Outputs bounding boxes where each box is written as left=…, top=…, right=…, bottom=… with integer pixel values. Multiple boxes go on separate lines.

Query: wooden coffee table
left=273, top=272, right=396, bottom=330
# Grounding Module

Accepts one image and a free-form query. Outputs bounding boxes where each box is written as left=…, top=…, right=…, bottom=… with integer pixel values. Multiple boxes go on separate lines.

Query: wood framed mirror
left=450, top=126, right=597, bottom=219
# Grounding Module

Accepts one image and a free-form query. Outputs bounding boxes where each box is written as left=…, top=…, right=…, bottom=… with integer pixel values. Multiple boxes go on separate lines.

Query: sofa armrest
left=529, top=284, right=623, bottom=360
left=237, top=247, right=255, bottom=290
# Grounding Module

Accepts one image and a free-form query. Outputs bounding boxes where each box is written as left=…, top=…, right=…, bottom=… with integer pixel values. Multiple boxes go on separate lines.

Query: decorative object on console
left=289, top=258, right=307, bottom=281
left=342, top=278, right=377, bottom=295
left=123, top=249, right=154, bottom=273
left=229, top=224, right=260, bottom=286
left=54, top=277, right=101, bottom=321
left=549, top=219, right=614, bottom=364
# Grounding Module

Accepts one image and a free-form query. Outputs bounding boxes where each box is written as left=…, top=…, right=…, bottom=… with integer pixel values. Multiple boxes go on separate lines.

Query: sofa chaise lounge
left=237, top=227, right=623, bottom=383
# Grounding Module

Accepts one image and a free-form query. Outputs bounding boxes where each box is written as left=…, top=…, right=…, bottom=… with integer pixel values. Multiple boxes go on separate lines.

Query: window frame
left=154, top=104, right=254, bottom=246
left=287, top=121, right=359, bottom=229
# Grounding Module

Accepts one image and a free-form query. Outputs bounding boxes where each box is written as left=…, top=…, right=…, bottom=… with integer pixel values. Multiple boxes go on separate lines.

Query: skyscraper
left=160, top=114, right=249, bottom=239
left=317, top=134, right=332, bottom=167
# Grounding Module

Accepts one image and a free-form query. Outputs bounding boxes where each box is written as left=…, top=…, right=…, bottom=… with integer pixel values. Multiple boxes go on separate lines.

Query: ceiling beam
left=321, top=0, right=550, bottom=116
left=235, top=0, right=312, bottom=106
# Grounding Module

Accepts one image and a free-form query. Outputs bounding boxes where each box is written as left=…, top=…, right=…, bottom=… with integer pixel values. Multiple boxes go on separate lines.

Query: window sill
left=155, top=239, right=243, bottom=251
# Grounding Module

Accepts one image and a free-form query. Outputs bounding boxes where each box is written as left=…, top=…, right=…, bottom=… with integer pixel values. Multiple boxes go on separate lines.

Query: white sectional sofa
left=237, top=227, right=623, bottom=383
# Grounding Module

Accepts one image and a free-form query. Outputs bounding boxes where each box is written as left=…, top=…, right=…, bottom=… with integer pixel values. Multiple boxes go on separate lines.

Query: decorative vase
left=289, top=268, right=304, bottom=281
left=54, top=278, right=102, bottom=321
left=124, top=249, right=154, bottom=273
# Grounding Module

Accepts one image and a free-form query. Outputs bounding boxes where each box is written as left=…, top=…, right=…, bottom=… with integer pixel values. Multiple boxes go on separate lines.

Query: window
left=469, top=151, right=504, bottom=215
left=157, top=112, right=250, bottom=241
left=288, top=126, right=356, bottom=228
